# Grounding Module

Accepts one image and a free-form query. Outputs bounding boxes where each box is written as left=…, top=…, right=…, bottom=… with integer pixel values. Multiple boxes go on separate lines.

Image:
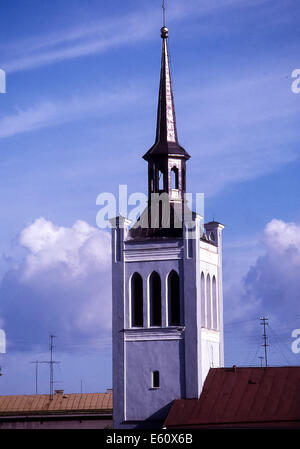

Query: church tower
left=111, top=24, right=224, bottom=429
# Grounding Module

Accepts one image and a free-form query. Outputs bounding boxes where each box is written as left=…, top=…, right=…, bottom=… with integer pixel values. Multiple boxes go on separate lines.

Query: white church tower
left=111, top=25, right=224, bottom=429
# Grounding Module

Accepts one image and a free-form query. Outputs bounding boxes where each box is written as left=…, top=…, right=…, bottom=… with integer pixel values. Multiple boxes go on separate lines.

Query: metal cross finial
left=162, top=0, right=166, bottom=27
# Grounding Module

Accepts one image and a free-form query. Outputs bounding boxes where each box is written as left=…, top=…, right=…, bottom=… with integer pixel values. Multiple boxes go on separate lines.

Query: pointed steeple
left=129, top=24, right=193, bottom=240
left=143, top=26, right=190, bottom=161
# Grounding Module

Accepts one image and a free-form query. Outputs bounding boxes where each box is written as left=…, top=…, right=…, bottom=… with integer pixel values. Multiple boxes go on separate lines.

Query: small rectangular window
left=152, top=370, right=160, bottom=388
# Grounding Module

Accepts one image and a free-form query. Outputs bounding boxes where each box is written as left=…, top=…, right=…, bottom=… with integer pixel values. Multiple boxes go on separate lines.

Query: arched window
left=168, top=270, right=180, bottom=326
left=206, top=274, right=212, bottom=329
left=201, top=272, right=206, bottom=327
left=131, top=273, right=143, bottom=327
left=149, top=271, right=162, bottom=326
left=171, top=166, right=179, bottom=190
left=212, top=276, right=218, bottom=330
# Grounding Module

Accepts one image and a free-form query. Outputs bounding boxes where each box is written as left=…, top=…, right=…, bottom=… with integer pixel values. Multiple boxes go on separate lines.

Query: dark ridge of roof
left=143, top=142, right=190, bottom=161
left=164, top=367, right=300, bottom=428
left=205, top=220, right=225, bottom=227
left=128, top=224, right=183, bottom=241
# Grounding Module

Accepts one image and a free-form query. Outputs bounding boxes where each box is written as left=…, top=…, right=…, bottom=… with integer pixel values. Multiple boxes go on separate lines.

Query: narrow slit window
left=168, top=270, right=180, bottom=326
left=131, top=273, right=143, bottom=327
left=149, top=271, right=162, bottom=326
left=201, top=272, right=206, bottom=327
left=171, top=166, right=179, bottom=190
left=212, top=276, right=218, bottom=330
left=206, top=274, right=212, bottom=329
left=152, top=370, right=160, bottom=388
left=158, top=170, right=164, bottom=191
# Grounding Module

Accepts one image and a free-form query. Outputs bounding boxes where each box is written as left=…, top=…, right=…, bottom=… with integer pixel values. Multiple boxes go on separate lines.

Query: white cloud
left=264, top=219, right=300, bottom=257
left=19, top=217, right=110, bottom=280
left=222, top=219, right=300, bottom=366
left=227, top=219, right=300, bottom=326
left=0, top=218, right=112, bottom=350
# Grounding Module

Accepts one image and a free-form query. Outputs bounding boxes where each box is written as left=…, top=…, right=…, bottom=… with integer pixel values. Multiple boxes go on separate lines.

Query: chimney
left=55, top=389, right=64, bottom=395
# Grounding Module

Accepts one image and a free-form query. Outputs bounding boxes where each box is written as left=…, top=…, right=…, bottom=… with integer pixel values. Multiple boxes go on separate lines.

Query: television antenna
left=260, top=317, right=269, bottom=367
left=41, top=335, right=60, bottom=400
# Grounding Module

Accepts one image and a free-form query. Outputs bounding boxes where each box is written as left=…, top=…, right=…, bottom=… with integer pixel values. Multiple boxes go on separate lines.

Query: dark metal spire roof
left=143, top=27, right=190, bottom=161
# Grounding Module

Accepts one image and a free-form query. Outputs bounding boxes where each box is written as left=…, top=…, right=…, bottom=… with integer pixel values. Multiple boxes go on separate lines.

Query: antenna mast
left=41, top=335, right=60, bottom=400
left=258, top=356, right=264, bottom=367
left=30, top=360, right=43, bottom=394
left=260, top=317, right=269, bottom=367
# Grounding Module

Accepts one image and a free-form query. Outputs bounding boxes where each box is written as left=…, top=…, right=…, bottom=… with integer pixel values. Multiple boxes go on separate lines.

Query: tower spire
left=143, top=25, right=190, bottom=161
left=162, top=0, right=166, bottom=28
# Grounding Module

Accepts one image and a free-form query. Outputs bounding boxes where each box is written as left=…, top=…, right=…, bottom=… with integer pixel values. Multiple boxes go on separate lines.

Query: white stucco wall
left=112, top=220, right=224, bottom=428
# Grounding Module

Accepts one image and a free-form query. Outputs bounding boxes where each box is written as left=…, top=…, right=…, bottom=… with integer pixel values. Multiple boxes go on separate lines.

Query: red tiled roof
left=164, top=367, right=300, bottom=428
left=0, top=391, right=112, bottom=416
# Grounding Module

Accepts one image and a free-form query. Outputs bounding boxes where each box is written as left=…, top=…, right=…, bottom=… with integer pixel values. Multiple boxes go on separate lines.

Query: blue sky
left=0, top=0, right=300, bottom=394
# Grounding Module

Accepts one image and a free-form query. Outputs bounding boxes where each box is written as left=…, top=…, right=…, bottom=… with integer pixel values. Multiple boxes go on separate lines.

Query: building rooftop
left=0, top=390, right=112, bottom=417
left=164, top=366, right=300, bottom=428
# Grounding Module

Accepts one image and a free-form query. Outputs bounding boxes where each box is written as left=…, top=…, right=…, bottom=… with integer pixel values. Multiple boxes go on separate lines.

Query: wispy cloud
left=0, top=86, right=142, bottom=139
left=1, top=8, right=158, bottom=73
left=1, top=0, right=298, bottom=198
left=3, top=23, right=148, bottom=74
left=1, top=0, right=272, bottom=74
left=181, top=68, right=300, bottom=196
